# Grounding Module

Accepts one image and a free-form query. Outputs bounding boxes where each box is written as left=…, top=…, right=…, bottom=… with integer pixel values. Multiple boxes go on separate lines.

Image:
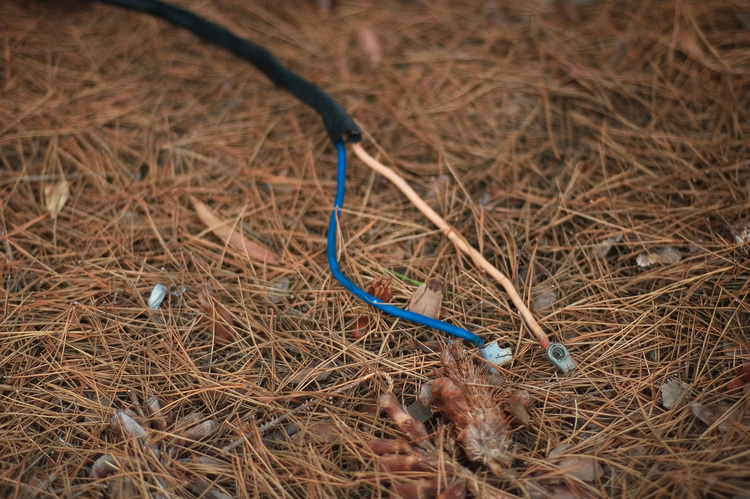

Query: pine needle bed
left=1, top=1, right=749, bottom=497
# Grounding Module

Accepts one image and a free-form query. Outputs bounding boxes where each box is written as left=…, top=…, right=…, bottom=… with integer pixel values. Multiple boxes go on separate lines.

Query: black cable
left=95, top=1, right=488, bottom=348
left=96, top=0, right=361, bottom=144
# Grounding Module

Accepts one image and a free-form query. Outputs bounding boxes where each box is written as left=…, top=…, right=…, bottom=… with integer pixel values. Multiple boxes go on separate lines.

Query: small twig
left=351, top=143, right=551, bottom=349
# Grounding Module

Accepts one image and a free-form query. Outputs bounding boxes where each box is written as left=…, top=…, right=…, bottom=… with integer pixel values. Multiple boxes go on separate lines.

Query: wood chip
left=44, top=178, right=69, bottom=218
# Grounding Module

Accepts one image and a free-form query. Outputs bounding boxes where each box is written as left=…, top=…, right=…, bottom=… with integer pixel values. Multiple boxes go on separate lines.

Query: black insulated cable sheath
left=96, top=0, right=361, bottom=144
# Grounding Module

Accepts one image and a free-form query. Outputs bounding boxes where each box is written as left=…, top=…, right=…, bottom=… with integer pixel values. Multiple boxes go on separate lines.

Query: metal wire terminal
left=545, top=343, right=576, bottom=374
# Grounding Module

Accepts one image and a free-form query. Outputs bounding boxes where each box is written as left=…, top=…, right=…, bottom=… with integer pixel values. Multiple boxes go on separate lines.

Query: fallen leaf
left=660, top=378, right=691, bottom=409
left=289, top=360, right=335, bottom=385
left=528, top=484, right=584, bottom=499
left=198, top=286, right=235, bottom=344
left=176, top=419, right=217, bottom=443
left=44, top=178, right=70, bottom=218
left=690, top=400, right=750, bottom=433
left=358, top=26, right=382, bottom=66
left=146, top=396, right=168, bottom=432
left=408, top=276, right=443, bottom=319
left=266, top=276, right=290, bottom=304
left=380, top=454, right=437, bottom=472
left=390, top=478, right=440, bottom=498
left=531, top=284, right=557, bottom=314
left=547, top=443, right=603, bottom=482
left=191, top=197, right=279, bottom=264
left=507, top=397, right=531, bottom=424
left=352, top=315, right=369, bottom=339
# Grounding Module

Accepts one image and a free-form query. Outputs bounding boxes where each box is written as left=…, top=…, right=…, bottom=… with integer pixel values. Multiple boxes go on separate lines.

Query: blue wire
left=327, top=141, right=484, bottom=348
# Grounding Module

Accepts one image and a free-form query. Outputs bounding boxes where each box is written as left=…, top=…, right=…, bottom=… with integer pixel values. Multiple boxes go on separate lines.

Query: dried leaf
left=198, top=286, right=235, bottom=344
left=191, top=197, right=279, bottom=264
left=44, top=178, right=70, bottom=218
left=690, top=400, right=750, bottom=433
left=507, top=398, right=531, bottom=424
left=266, top=276, right=290, bottom=304
left=289, top=360, right=335, bottom=385
left=531, top=284, right=557, bottom=314
left=173, top=413, right=218, bottom=447
left=528, top=484, right=585, bottom=499
left=556, top=456, right=602, bottom=482
left=547, top=443, right=603, bottom=482
left=177, top=412, right=205, bottom=430
left=358, top=26, right=382, bottom=66
left=408, top=276, right=443, bottom=319
left=352, top=315, right=369, bottom=339
left=186, top=480, right=232, bottom=499
left=660, top=378, right=691, bottom=409
left=436, top=481, right=467, bottom=499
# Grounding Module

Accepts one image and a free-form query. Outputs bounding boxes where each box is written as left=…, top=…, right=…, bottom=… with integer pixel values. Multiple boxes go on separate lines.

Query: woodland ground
left=1, top=0, right=750, bottom=497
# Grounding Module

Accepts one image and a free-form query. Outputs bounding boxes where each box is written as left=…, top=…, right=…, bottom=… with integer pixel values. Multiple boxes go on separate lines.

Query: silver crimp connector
left=545, top=343, right=576, bottom=374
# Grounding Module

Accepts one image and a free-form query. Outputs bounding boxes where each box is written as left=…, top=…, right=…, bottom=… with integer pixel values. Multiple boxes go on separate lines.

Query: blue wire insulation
left=327, top=141, right=485, bottom=348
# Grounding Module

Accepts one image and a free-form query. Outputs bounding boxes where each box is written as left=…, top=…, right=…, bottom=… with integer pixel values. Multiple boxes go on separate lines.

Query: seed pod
left=90, top=454, right=120, bottom=479
left=146, top=396, right=168, bottom=431
left=179, top=419, right=217, bottom=442
left=147, top=284, right=168, bottom=310
left=111, top=409, right=148, bottom=445
left=408, top=276, right=443, bottom=319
